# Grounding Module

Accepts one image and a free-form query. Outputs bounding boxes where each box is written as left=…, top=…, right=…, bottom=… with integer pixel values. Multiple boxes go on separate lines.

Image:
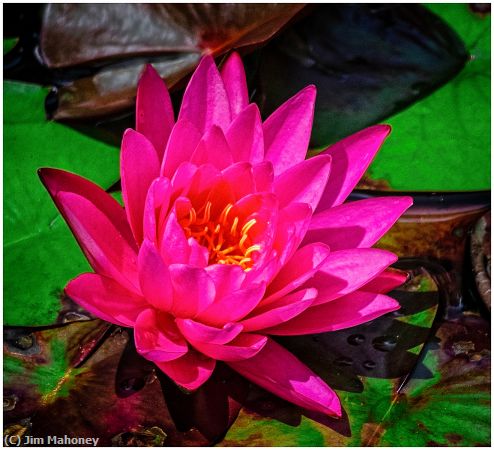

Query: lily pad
left=3, top=81, right=120, bottom=326
left=363, top=4, right=490, bottom=191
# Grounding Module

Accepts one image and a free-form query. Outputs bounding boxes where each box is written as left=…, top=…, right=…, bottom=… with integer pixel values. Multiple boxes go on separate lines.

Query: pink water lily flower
left=39, top=53, right=412, bottom=418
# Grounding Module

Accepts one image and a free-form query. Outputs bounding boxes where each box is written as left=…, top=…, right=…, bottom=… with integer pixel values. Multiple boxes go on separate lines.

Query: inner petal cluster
left=178, top=200, right=261, bottom=270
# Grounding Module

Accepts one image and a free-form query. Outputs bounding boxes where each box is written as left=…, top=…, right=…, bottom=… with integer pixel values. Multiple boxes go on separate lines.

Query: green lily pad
left=363, top=4, right=490, bottom=192
left=3, top=38, right=18, bottom=55
left=3, top=81, right=120, bottom=326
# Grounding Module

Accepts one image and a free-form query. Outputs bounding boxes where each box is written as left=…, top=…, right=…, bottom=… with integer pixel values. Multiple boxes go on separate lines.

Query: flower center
left=179, top=201, right=261, bottom=271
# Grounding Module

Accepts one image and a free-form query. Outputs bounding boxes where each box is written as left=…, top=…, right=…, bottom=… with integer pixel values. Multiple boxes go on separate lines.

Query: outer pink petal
left=308, top=248, right=398, bottom=306
left=226, top=104, right=264, bottom=164
left=317, top=124, right=391, bottom=210
left=168, top=264, right=216, bottom=318
left=220, top=52, right=249, bottom=118
left=39, top=168, right=136, bottom=249
left=142, top=177, right=171, bottom=244
left=190, top=125, right=234, bottom=170
left=274, top=154, right=332, bottom=210
left=305, top=196, right=413, bottom=250
left=134, top=308, right=188, bottom=362
left=264, top=243, right=330, bottom=304
left=156, top=350, right=216, bottom=390
left=228, top=339, right=341, bottom=417
left=176, top=319, right=243, bottom=345
left=161, top=119, right=202, bottom=178
left=190, top=333, right=267, bottom=362
left=265, top=291, right=400, bottom=335
left=136, top=64, right=175, bottom=161
left=196, top=283, right=266, bottom=326
left=178, top=55, right=232, bottom=133
left=65, top=273, right=146, bottom=327
left=121, top=129, right=161, bottom=244
left=138, top=240, right=173, bottom=311
left=56, top=192, right=139, bottom=292
left=361, top=269, right=408, bottom=294
left=263, top=85, right=316, bottom=176
left=240, top=288, right=317, bottom=332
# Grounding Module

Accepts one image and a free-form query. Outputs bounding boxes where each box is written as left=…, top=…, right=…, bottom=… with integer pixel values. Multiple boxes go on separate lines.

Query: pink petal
left=138, top=240, right=173, bottom=311
left=56, top=192, right=139, bottom=292
left=156, top=350, right=215, bottom=390
left=170, top=162, right=198, bottom=199
left=66, top=273, right=146, bottom=327
left=240, top=288, right=317, bottom=332
left=190, top=333, right=267, bottom=362
left=168, top=264, right=216, bottom=318
left=226, top=104, right=264, bottom=164
left=308, top=248, right=398, bottom=306
left=142, top=177, right=171, bottom=244
left=317, top=124, right=391, bottom=210
left=228, top=339, right=341, bottom=417
left=361, top=269, right=408, bottom=294
left=121, top=129, right=160, bottom=244
left=136, top=64, right=174, bottom=161
left=263, top=85, right=316, bottom=176
left=205, top=264, right=246, bottom=297
left=220, top=52, right=249, bottom=118
left=134, top=308, right=188, bottom=362
left=252, top=161, right=274, bottom=192
left=196, top=283, right=266, bottom=326
left=190, top=125, right=234, bottom=170
left=176, top=319, right=243, bottom=344
left=161, top=119, right=202, bottom=177
left=222, top=162, right=256, bottom=201
left=38, top=168, right=136, bottom=249
left=187, top=237, right=209, bottom=268
left=305, top=196, right=413, bottom=250
left=274, top=154, right=332, bottom=210
left=264, top=243, right=330, bottom=304
left=178, top=55, right=231, bottom=133
left=265, top=291, right=400, bottom=335
left=159, top=211, right=190, bottom=265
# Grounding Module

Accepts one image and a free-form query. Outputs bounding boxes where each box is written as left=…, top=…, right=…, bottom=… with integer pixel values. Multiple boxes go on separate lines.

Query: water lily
left=39, top=53, right=412, bottom=418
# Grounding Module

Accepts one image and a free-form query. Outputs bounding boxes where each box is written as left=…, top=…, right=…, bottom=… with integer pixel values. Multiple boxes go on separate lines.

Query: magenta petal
left=222, top=162, right=256, bottom=201
left=196, top=283, right=266, bottom=326
left=168, top=264, right=216, bottom=318
left=317, top=124, right=391, bottom=210
left=138, top=240, right=173, bottom=311
left=265, top=291, right=400, bottom=335
left=66, top=273, right=146, bottom=327
left=226, top=104, right=264, bottom=164
left=191, top=333, right=267, bottom=362
left=228, top=339, right=341, bottom=417
left=220, top=52, right=249, bottom=118
left=156, top=350, right=215, bottom=390
left=56, top=192, right=139, bottom=292
left=136, top=64, right=175, bottom=161
left=274, top=154, right=332, bottom=210
left=263, top=85, right=316, bottom=176
left=134, top=308, right=188, bottom=362
left=159, top=211, right=190, bottom=265
left=178, top=55, right=232, bottom=133
left=361, top=269, right=408, bottom=294
left=252, top=161, right=274, bottom=192
left=240, top=288, right=317, bottom=332
left=39, top=168, right=136, bottom=249
left=121, top=129, right=160, bottom=244
left=205, top=264, right=246, bottom=297
left=306, top=196, right=413, bottom=250
left=264, top=243, right=330, bottom=304
left=308, top=248, right=398, bottom=306
left=176, top=319, right=243, bottom=344
left=190, top=125, right=234, bottom=170
left=187, top=237, right=209, bottom=268
left=161, top=119, right=202, bottom=177
left=142, top=177, right=171, bottom=244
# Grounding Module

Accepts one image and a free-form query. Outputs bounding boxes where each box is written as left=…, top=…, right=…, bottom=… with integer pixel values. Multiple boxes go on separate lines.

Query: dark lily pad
left=250, top=4, right=467, bottom=149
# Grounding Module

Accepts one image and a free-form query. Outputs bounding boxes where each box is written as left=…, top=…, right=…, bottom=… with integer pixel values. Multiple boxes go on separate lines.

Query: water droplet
left=347, top=334, right=365, bottom=346
left=372, top=336, right=397, bottom=352
left=363, top=360, right=376, bottom=370
left=14, top=334, right=34, bottom=350
left=120, top=377, right=144, bottom=392
left=3, top=395, right=18, bottom=411
left=334, top=356, right=353, bottom=366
